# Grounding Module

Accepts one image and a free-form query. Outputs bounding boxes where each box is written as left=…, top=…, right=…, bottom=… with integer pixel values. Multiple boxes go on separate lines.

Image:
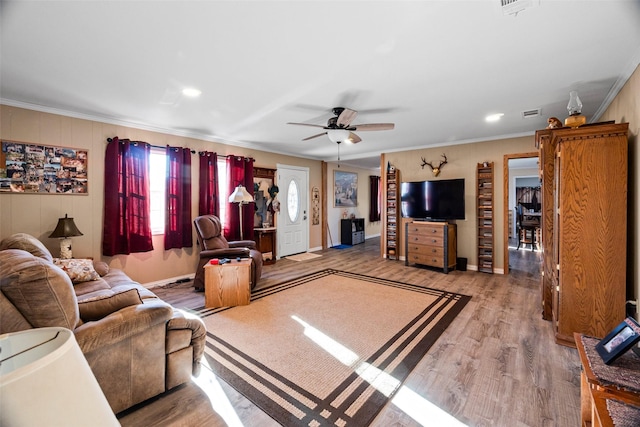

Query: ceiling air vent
left=521, top=108, right=541, bottom=119
left=501, top=0, right=535, bottom=16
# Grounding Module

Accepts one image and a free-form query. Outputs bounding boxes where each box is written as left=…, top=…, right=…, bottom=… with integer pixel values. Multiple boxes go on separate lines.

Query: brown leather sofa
left=193, top=214, right=262, bottom=291
left=0, top=233, right=206, bottom=414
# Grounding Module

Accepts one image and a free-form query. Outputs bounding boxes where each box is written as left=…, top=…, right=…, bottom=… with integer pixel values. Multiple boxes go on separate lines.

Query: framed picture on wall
left=0, top=140, right=88, bottom=195
left=334, top=170, right=357, bottom=207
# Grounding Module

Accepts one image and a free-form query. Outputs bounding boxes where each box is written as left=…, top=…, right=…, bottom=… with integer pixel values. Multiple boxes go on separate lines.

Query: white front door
left=277, top=164, right=309, bottom=257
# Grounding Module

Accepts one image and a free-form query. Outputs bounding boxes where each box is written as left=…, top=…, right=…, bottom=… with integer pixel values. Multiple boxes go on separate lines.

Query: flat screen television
left=400, top=178, right=465, bottom=220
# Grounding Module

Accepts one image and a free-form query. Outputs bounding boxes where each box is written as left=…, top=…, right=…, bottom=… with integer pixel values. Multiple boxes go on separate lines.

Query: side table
left=254, top=227, right=276, bottom=264
left=204, top=258, right=252, bottom=308
left=575, top=333, right=640, bottom=426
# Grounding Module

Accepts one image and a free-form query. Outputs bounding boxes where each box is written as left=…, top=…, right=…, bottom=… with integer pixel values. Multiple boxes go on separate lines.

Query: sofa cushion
left=0, top=233, right=53, bottom=262
left=0, top=249, right=79, bottom=330
left=53, top=258, right=100, bottom=283
left=93, top=261, right=110, bottom=277
left=78, top=288, right=143, bottom=321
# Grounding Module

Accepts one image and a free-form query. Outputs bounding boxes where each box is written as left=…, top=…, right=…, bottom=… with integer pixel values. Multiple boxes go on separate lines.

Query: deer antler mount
left=421, top=154, right=448, bottom=177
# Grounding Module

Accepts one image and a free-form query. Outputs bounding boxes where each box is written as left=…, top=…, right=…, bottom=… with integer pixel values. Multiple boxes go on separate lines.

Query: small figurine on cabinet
left=547, top=117, right=562, bottom=129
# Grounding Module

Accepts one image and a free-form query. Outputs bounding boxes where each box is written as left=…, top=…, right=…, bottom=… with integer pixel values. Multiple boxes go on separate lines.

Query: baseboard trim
left=144, top=273, right=195, bottom=289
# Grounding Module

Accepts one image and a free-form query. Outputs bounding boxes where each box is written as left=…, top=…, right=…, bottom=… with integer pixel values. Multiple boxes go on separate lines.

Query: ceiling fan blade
left=348, top=132, right=362, bottom=143
left=287, top=122, right=326, bottom=128
left=337, top=108, right=358, bottom=127
left=352, top=123, right=395, bottom=131
left=302, top=132, right=327, bottom=141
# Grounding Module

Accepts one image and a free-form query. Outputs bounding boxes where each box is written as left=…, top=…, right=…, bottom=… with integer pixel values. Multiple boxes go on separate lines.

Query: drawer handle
left=431, top=229, right=437, bottom=233
left=432, top=249, right=437, bottom=253
left=431, top=239, right=437, bottom=243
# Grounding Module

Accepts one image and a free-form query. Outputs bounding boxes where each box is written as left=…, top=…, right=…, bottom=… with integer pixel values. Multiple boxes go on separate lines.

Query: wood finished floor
left=118, top=238, right=580, bottom=427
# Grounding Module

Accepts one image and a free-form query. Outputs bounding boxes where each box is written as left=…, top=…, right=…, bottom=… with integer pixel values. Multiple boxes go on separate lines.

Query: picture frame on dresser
left=596, top=317, right=640, bottom=365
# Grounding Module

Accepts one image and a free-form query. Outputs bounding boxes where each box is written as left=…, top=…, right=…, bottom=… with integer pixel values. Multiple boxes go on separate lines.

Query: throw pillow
left=92, top=261, right=110, bottom=277
left=53, top=258, right=100, bottom=283
left=78, top=288, right=143, bottom=321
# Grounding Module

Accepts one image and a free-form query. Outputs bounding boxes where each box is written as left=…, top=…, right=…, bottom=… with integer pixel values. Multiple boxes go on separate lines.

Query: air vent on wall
left=501, top=0, right=535, bottom=16
left=521, top=108, right=541, bottom=119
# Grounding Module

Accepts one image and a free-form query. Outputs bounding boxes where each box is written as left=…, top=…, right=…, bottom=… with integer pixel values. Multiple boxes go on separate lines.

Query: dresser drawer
left=407, top=224, right=445, bottom=237
left=409, top=253, right=444, bottom=268
left=407, top=244, right=444, bottom=258
left=407, top=234, right=444, bottom=247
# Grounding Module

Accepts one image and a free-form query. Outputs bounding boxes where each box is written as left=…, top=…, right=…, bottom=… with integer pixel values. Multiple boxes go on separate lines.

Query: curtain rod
left=106, top=137, right=253, bottom=161
left=106, top=137, right=195, bottom=153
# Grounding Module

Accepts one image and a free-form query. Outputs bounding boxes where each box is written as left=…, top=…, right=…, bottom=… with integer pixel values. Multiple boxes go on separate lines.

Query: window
left=149, top=150, right=228, bottom=235
left=217, top=159, right=228, bottom=225
left=149, top=149, right=166, bottom=235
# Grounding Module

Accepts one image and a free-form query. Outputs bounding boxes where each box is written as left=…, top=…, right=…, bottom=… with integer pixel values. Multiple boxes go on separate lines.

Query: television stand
left=405, top=221, right=457, bottom=273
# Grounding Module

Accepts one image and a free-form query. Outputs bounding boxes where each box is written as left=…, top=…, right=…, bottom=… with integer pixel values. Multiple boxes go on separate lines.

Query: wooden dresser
left=540, top=122, right=628, bottom=347
left=405, top=221, right=457, bottom=273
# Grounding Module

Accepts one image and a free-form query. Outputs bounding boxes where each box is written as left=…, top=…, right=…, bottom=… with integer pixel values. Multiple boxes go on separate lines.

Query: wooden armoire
left=536, top=122, right=629, bottom=347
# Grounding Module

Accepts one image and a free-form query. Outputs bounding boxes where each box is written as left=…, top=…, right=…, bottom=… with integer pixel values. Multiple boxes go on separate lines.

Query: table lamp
left=228, top=185, right=254, bottom=240
left=49, top=214, right=83, bottom=259
left=0, top=327, right=119, bottom=426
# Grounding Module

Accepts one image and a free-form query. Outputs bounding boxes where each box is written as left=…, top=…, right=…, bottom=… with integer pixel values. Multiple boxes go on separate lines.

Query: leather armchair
left=193, top=215, right=262, bottom=291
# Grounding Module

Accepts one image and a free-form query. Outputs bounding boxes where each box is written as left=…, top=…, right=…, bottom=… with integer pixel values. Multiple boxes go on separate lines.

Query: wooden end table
left=575, top=333, right=640, bottom=426
left=204, top=258, right=252, bottom=308
left=254, top=227, right=276, bottom=265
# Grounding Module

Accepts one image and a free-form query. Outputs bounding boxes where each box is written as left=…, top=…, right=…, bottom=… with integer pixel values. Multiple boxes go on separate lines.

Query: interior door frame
left=503, top=151, right=538, bottom=274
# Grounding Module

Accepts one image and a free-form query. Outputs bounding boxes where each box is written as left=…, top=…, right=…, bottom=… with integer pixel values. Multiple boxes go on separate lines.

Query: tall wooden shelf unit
left=385, top=168, right=400, bottom=260
left=539, top=122, right=628, bottom=347
left=476, top=162, right=494, bottom=274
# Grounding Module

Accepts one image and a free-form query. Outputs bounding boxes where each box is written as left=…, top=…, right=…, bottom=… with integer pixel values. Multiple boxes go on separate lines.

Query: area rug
left=199, top=269, right=470, bottom=426
left=332, top=244, right=351, bottom=249
left=285, top=252, right=322, bottom=262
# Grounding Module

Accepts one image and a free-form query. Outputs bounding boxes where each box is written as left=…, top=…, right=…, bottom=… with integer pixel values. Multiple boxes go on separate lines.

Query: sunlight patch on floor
left=292, top=315, right=467, bottom=426
left=193, top=358, right=245, bottom=427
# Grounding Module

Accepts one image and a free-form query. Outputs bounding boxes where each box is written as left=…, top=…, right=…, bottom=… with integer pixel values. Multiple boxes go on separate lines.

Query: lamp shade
left=327, top=129, right=351, bottom=144
left=228, top=185, right=254, bottom=204
left=49, top=214, right=83, bottom=238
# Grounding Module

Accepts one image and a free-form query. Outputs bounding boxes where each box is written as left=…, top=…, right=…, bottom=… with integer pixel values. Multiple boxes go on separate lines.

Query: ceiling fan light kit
left=327, top=129, right=351, bottom=143
left=287, top=106, right=395, bottom=145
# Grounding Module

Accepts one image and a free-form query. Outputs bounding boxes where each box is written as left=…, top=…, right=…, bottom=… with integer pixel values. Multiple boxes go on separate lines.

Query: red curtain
left=103, top=137, right=154, bottom=256
left=198, top=151, right=219, bottom=216
left=164, top=146, right=192, bottom=250
left=224, top=155, right=254, bottom=241
left=369, top=175, right=381, bottom=222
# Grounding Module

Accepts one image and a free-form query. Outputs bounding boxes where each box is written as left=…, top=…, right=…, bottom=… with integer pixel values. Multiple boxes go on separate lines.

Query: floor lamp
left=229, top=185, right=254, bottom=240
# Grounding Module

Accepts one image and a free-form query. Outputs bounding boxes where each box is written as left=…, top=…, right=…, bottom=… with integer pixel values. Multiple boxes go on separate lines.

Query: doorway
left=276, top=164, right=309, bottom=258
left=502, top=152, right=539, bottom=274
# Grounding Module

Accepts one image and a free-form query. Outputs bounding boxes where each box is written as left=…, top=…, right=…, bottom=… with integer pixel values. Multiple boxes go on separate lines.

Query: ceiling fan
left=287, top=107, right=395, bottom=145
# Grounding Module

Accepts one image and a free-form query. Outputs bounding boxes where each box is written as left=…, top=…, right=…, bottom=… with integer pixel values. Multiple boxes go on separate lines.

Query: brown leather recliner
left=193, top=215, right=262, bottom=291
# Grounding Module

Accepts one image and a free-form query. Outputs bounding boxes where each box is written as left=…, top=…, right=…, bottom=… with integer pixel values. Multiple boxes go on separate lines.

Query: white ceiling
left=2, top=1, right=640, bottom=170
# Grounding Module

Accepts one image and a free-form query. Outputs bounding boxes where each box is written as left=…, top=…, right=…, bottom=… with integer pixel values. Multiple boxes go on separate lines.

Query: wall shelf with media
left=385, top=167, right=400, bottom=260
left=477, top=162, right=494, bottom=274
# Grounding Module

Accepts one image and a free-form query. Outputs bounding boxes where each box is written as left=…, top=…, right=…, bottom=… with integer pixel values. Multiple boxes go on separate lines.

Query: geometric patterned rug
left=199, top=269, right=470, bottom=426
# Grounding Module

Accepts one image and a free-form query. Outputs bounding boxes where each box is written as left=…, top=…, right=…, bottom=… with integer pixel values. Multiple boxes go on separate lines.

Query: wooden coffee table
left=203, top=259, right=252, bottom=308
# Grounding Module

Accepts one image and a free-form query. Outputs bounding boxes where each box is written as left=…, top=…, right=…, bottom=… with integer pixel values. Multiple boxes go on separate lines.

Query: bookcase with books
left=477, top=162, right=494, bottom=273
left=385, top=167, right=400, bottom=260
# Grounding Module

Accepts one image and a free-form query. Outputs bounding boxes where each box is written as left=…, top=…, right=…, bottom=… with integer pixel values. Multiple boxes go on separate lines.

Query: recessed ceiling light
left=485, top=113, right=504, bottom=122
left=182, top=88, right=202, bottom=98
